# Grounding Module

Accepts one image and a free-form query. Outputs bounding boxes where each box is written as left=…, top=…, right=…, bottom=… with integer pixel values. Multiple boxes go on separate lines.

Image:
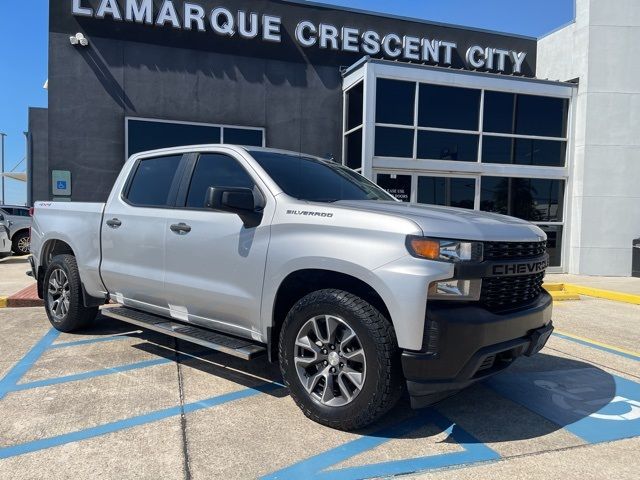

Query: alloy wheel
left=294, top=315, right=367, bottom=407
left=17, top=236, right=30, bottom=254
left=47, top=268, right=70, bottom=322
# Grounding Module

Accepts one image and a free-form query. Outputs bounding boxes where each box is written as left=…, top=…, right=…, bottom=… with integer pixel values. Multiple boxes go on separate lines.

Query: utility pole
left=0, top=133, right=6, bottom=205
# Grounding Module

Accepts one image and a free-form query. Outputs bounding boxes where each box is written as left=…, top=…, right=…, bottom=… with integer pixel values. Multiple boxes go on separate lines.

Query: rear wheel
left=279, top=289, right=403, bottom=431
left=12, top=231, right=30, bottom=256
left=44, top=254, right=98, bottom=332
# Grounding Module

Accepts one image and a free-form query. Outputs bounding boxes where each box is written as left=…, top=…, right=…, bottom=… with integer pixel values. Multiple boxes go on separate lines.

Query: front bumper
left=403, top=291, right=553, bottom=408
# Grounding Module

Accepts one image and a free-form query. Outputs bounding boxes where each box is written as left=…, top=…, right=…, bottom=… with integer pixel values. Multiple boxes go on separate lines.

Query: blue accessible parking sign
left=489, top=367, right=640, bottom=444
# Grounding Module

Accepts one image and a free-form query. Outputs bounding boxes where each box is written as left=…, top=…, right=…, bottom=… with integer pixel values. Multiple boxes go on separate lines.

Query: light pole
left=0, top=133, right=6, bottom=205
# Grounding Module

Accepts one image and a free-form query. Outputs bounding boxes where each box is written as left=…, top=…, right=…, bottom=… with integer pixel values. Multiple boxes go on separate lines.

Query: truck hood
left=334, top=200, right=547, bottom=242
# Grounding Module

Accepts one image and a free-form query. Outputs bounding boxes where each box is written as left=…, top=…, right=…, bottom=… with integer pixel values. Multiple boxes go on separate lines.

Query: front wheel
left=279, top=289, right=403, bottom=431
left=44, top=254, right=98, bottom=332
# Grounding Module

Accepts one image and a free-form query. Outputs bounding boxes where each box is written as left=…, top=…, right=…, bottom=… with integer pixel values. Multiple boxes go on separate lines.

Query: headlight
left=406, top=236, right=483, bottom=263
left=428, top=279, right=482, bottom=301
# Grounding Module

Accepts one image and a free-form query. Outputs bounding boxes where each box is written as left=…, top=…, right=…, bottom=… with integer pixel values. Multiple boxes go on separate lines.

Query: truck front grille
left=479, top=240, right=548, bottom=311
left=481, top=271, right=546, bottom=311
left=484, top=241, right=547, bottom=260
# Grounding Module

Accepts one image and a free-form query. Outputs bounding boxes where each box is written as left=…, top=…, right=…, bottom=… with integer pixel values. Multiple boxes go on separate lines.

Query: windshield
left=249, top=151, right=396, bottom=203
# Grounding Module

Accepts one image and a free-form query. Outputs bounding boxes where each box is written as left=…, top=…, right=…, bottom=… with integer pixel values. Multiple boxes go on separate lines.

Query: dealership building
left=27, top=0, right=640, bottom=276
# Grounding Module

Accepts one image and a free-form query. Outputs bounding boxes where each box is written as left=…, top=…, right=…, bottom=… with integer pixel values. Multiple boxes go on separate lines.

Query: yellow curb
left=0, top=297, right=7, bottom=308
left=543, top=283, right=565, bottom=292
left=548, top=291, right=581, bottom=301
left=563, top=284, right=640, bottom=306
left=554, top=329, right=640, bottom=358
left=544, top=284, right=581, bottom=301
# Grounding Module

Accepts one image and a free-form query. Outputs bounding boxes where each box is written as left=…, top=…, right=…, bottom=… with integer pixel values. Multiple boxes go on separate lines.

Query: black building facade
left=33, top=0, right=537, bottom=200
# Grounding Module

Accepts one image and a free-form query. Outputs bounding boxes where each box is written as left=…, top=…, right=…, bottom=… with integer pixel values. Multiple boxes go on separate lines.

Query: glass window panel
left=482, top=136, right=567, bottom=167
left=376, top=174, right=411, bottom=202
left=515, top=95, right=569, bottom=138
left=417, top=131, right=478, bottom=162
left=483, top=92, right=569, bottom=138
left=538, top=225, right=563, bottom=267
left=417, top=176, right=475, bottom=210
left=126, top=155, right=182, bottom=207
left=375, top=79, right=415, bottom=125
left=250, top=151, right=392, bottom=202
left=375, top=127, right=414, bottom=158
left=483, top=91, right=516, bottom=134
left=480, top=177, right=565, bottom=222
left=127, top=120, right=221, bottom=157
left=223, top=128, right=263, bottom=147
left=346, top=82, right=364, bottom=131
left=185, top=154, right=255, bottom=208
left=418, top=84, right=481, bottom=131
left=345, top=130, right=363, bottom=169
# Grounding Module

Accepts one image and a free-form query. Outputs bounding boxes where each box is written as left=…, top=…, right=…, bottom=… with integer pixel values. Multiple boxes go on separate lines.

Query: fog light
left=429, top=279, right=482, bottom=301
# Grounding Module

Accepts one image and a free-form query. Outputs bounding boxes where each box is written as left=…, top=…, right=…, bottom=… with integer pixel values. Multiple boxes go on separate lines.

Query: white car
left=0, top=217, right=11, bottom=258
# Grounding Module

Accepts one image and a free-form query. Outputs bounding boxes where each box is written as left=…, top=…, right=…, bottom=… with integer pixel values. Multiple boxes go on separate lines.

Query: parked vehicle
left=30, top=145, right=553, bottom=430
left=0, top=215, right=11, bottom=258
left=0, top=205, right=32, bottom=255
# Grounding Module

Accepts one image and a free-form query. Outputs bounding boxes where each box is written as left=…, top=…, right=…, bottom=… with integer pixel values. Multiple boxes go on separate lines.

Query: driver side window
left=185, top=154, right=255, bottom=209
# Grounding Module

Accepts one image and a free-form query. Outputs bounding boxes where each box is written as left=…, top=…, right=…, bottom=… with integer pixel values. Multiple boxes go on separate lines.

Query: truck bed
left=31, top=202, right=107, bottom=298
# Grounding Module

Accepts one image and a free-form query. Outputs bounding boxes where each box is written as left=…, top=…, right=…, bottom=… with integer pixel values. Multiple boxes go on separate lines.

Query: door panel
left=163, top=210, right=270, bottom=336
left=101, top=202, right=169, bottom=313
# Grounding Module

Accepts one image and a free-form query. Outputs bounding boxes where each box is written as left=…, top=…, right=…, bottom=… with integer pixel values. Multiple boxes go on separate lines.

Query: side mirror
left=205, top=187, right=265, bottom=228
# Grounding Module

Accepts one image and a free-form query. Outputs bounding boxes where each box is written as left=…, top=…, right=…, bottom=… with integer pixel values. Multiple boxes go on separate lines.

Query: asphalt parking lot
left=0, top=298, right=638, bottom=479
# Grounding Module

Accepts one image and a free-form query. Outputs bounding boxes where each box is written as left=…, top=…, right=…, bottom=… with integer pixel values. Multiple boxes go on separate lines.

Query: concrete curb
left=543, top=284, right=581, bottom=301
left=0, top=284, right=43, bottom=309
left=545, top=283, right=640, bottom=305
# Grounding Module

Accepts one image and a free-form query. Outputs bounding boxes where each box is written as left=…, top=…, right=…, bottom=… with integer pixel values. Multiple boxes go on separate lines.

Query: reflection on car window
left=186, top=154, right=255, bottom=208
left=249, top=151, right=394, bottom=203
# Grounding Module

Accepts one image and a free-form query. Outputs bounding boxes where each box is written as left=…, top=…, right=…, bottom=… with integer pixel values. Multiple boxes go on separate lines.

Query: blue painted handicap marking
left=488, top=367, right=640, bottom=444
left=262, top=409, right=499, bottom=480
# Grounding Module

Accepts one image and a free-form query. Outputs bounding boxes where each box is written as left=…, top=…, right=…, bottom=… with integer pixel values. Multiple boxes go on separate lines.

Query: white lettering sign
left=70, top=0, right=528, bottom=74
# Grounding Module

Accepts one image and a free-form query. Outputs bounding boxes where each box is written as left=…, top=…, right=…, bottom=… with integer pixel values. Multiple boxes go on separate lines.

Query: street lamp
left=0, top=133, right=6, bottom=205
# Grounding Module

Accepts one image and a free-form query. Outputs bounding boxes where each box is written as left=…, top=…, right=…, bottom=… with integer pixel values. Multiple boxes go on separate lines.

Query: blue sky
left=0, top=0, right=574, bottom=205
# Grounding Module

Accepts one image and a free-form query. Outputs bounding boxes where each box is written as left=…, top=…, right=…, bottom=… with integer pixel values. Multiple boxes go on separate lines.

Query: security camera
left=69, top=33, right=89, bottom=47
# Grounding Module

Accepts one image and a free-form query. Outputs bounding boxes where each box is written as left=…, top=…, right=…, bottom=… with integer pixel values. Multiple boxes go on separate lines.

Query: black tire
left=11, top=230, right=30, bottom=256
left=44, top=254, right=99, bottom=332
left=279, top=289, right=403, bottom=431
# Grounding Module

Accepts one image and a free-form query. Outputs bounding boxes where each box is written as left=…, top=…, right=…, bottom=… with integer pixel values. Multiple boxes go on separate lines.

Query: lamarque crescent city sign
left=71, top=0, right=530, bottom=74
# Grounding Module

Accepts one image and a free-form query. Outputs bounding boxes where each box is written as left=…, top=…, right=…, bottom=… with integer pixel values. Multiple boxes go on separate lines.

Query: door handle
left=170, top=223, right=192, bottom=235
left=106, top=218, right=122, bottom=228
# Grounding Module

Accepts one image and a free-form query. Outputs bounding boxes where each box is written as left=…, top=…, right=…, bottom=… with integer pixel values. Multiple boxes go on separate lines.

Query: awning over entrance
left=1, top=172, right=27, bottom=182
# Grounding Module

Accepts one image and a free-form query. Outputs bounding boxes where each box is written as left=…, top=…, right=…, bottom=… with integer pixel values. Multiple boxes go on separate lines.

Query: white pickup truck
left=30, top=145, right=553, bottom=430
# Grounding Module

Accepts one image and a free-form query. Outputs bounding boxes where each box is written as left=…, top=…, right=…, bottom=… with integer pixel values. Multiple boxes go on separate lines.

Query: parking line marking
left=553, top=331, right=640, bottom=362
left=0, top=328, right=60, bottom=400
left=12, top=358, right=172, bottom=392
left=262, top=410, right=499, bottom=480
left=50, top=334, right=139, bottom=349
left=0, top=382, right=281, bottom=460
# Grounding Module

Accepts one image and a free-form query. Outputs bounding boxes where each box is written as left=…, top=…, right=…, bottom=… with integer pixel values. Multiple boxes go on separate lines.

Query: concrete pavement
left=0, top=297, right=638, bottom=479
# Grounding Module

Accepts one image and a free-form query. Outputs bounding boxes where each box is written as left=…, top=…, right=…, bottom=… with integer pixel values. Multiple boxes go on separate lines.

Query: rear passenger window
left=126, top=155, right=182, bottom=207
left=186, top=154, right=255, bottom=208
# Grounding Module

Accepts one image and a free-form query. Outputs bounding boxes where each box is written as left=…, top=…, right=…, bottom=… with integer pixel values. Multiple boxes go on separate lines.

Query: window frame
left=125, top=117, right=266, bottom=160
left=174, top=152, right=263, bottom=211
left=122, top=154, right=188, bottom=209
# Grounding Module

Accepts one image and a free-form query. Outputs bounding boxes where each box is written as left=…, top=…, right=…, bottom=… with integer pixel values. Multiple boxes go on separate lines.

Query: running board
left=101, top=307, right=266, bottom=360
